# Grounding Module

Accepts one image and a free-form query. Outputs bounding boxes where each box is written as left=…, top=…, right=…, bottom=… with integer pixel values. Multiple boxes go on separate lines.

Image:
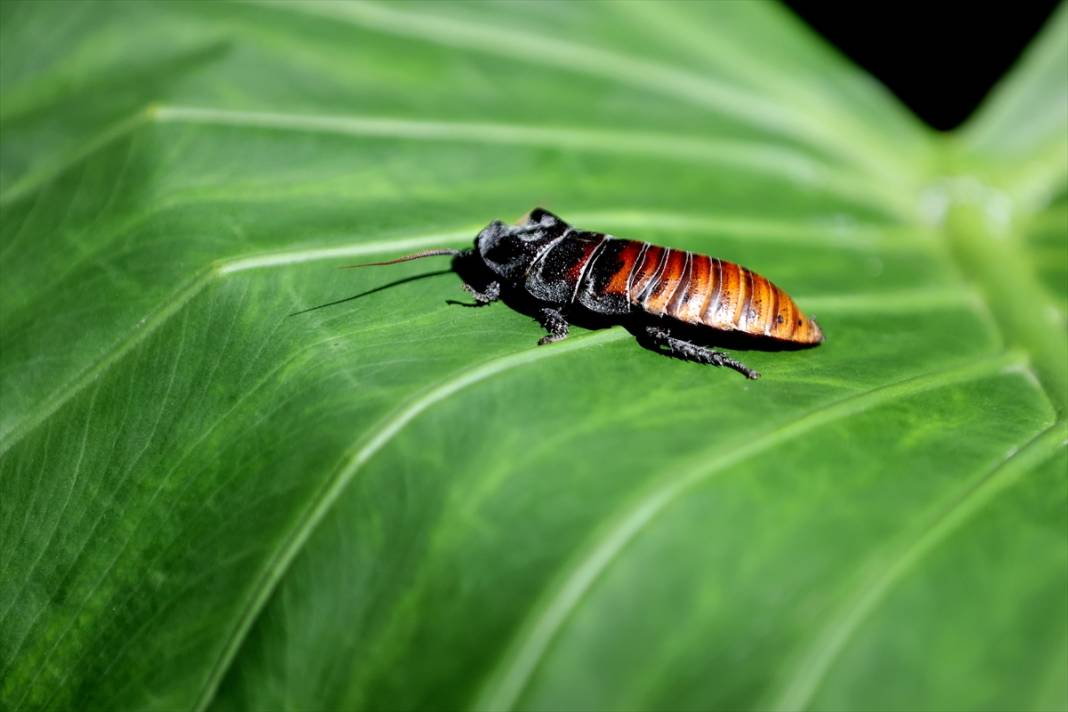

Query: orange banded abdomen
left=539, top=234, right=822, bottom=345
left=610, top=242, right=822, bottom=345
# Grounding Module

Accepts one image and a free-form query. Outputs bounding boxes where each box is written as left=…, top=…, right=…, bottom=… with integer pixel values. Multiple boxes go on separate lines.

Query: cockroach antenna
left=340, top=248, right=465, bottom=269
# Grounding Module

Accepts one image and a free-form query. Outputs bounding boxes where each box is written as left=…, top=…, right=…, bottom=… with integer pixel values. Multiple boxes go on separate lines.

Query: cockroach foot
left=461, top=280, right=500, bottom=306
left=536, top=307, right=570, bottom=345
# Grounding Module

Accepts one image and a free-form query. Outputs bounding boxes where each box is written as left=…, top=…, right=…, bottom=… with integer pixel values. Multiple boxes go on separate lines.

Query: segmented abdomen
left=593, top=239, right=822, bottom=344
left=527, top=234, right=822, bottom=344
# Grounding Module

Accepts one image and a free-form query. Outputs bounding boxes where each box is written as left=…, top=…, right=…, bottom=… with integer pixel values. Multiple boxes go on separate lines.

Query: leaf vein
left=153, top=104, right=907, bottom=216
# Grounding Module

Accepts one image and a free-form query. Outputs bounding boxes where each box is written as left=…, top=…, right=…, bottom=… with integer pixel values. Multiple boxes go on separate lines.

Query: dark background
left=786, top=2, right=1061, bottom=131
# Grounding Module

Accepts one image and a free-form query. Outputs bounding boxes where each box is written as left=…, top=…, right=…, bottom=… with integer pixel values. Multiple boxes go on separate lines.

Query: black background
left=785, top=2, right=1061, bottom=131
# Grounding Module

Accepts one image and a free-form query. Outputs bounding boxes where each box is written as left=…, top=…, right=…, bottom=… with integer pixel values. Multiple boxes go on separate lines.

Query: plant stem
left=943, top=193, right=1068, bottom=415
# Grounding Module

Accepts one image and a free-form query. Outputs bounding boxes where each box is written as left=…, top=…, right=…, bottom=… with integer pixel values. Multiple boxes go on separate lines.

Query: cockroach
left=347, top=208, right=823, bottom=379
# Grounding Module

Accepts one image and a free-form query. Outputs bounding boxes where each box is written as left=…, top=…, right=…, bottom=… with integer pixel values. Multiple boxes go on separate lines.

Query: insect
left=350, top=208, right=823, bottom=379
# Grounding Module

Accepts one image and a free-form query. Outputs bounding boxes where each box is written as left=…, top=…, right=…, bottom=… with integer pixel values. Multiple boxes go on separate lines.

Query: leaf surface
left=1, top=2, right=1065, bottom=711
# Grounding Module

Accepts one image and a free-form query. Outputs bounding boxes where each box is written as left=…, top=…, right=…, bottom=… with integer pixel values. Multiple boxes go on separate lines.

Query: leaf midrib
left=934, top=155, right=1068, bottom=413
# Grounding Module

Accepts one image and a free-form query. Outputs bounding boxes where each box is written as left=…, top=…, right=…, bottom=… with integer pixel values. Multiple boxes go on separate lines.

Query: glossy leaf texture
left=1, top=2, right=1066, bottom=711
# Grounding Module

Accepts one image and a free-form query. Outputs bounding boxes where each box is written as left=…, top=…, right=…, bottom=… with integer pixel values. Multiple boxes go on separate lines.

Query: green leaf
left=1, top=2, right=1065, bottom=711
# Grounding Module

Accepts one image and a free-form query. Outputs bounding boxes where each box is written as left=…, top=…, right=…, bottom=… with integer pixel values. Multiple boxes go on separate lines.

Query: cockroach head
left=475, top=207, right=570, bottom=280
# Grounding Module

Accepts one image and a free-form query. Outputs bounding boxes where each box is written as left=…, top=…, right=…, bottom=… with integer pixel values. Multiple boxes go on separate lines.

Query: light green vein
left=1, top=102, right=910, bottom=217
left=769, top=417, right=1068, bottom=711
left=151, top=105, right=822, bottom=182
left=216, top=231, right=474, bottom=274
left=473, top=349, right=1028, bottom=711
left=191, top=328, right=629, bottom=712
left=153, top=104, right=906, bottom=216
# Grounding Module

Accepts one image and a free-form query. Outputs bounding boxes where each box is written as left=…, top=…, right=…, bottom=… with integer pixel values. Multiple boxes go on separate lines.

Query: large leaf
left=1, top=2, right=1065, bottom=710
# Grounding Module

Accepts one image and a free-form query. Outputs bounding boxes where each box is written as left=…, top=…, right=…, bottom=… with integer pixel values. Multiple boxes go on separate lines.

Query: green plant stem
left=943, top=199, right=1068, bottom=415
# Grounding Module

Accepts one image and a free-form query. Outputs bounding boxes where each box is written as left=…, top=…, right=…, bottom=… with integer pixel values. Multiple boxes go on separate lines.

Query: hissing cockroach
left=349, top=208, right=823, bottom=379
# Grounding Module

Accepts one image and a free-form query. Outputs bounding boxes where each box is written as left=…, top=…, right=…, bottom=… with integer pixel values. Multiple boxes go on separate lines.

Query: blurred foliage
left=1, top=2, right=1066, bottom=711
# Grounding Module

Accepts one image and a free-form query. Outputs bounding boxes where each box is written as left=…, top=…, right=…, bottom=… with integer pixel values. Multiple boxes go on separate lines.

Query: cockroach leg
left=536, top=307, right=570, bottom=346
left=642, top=325, right=760, bottom=380
left=459, top=280, right=500, bottom=306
